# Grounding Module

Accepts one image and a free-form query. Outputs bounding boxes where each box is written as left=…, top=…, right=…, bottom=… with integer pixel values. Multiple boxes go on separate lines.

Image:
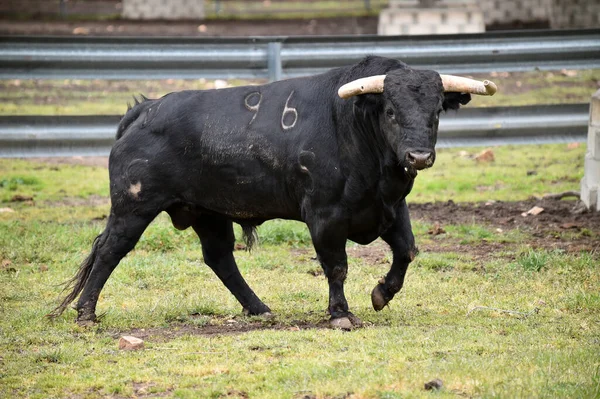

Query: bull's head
left=338, top=70, right=496, bottom=177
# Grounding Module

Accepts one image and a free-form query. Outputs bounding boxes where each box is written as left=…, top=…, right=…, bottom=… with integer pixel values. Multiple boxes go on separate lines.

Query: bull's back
left=111, top=77, right=339, bottom=221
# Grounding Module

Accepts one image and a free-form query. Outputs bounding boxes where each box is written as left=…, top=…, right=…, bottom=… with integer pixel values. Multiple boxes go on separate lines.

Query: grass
left=409, top=143, right=585, bottom=203
left=4, top=1, right=387, bottom=21
left=1, top=143, right=598, bottom=398
left=1, top=69, right=598, bottom=116
left=204, top=0, right=388, bottom=19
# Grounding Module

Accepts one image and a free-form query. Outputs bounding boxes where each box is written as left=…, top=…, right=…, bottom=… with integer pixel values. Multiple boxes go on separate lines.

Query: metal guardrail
left=0, top=104, right=588, bottom=157
left=1, top=29, right=599, bottom=81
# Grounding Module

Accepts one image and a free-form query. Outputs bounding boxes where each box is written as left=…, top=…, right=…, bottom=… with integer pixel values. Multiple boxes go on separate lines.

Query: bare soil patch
left=112, top=317, right=330, bottom=342
left=410, top=198, right=598, bottom=232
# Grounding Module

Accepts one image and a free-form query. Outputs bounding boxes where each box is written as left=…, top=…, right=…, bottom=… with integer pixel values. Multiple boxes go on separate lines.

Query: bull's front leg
left=372, top=200, right=417, bottom=311
left=308, top=217, right=362, bottom=330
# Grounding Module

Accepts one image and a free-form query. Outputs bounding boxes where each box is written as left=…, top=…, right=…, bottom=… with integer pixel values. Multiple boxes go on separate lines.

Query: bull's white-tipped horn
left=338, top=75, right=386, bottom=99
left=439, top=74, right=497, bottom=96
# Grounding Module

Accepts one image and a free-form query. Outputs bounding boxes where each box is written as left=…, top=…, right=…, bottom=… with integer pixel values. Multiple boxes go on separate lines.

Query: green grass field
left=1, top=69, right=599, bottom=397
left=1, top=142, right=598, bottom=398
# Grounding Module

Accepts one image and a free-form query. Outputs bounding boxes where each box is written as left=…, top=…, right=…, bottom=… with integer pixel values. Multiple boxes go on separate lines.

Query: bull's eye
left=386, top=108, right=394, bottom=117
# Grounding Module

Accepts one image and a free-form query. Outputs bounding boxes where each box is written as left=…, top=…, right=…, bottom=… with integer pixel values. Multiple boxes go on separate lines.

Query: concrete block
left=447, top=10, right=470, bottom=24
left=416, top=10, right=443, bottom=25
left=580, top=176, right=599, bottom=211
left=122, top=0, right=205, bottom=20
left=380, top=9, right=415, bottom=24
left=590, top=90, right=600, bottom=127
left=584, top=153, right=600, bottom=182
left=581, top=153, right=600, bottom=211
left=378, top=3, right=485, bottom=36
left=588, top=126, right=600, bottom=160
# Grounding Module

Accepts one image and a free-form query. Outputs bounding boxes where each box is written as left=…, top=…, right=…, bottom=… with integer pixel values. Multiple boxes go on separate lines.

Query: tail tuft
left=241, top=225, right=258, bottom=251
left=47, top=233, right=103, bottom=319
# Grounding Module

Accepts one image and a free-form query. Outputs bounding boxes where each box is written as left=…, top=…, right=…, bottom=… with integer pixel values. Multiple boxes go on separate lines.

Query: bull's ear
left=443, top=92, right=471, bottom=111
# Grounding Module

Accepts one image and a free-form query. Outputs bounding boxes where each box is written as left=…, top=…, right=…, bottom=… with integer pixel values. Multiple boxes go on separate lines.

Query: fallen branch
left=537, top=191, right=580, bottom=200
left=467, top=306, right=539, bottom=318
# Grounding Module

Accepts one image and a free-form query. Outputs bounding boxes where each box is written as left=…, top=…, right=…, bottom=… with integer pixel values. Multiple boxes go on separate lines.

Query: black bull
left=50, top=56, right=489, bottom=328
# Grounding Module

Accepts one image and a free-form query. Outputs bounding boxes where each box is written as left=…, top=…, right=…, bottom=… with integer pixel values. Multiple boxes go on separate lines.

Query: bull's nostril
left=407, top=151, right=433, bottom=170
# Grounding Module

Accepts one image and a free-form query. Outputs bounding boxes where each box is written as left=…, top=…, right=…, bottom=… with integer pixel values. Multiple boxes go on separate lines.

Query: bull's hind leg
left=192, top=214, right=271, bottom=316
left=50, top=210, right=156, bottom=323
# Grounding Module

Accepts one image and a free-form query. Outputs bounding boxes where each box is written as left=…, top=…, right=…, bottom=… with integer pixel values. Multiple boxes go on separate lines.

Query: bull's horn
left=338, top=75, right=386, bottom=99
left=440, top=74, right=497, bottom=96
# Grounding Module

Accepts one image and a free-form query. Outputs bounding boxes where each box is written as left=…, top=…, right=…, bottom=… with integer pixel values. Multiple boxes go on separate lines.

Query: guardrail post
left=581, top=89, right=600, bottom=211
left=267, top=42, right=282, bottom=82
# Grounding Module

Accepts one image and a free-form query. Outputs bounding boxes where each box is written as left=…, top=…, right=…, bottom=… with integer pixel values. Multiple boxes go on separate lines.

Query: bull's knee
left=327, top=264, right=347, bottom=282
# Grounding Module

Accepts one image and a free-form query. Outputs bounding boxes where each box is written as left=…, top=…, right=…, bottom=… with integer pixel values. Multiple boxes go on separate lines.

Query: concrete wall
left=122, top=0, right=205, bottom=20
left=379, top=0, right=598, bottom=35
left=549, top=0, right=600, bottom=29
left=581, top=90, right=600, bottom=211
left=481, top=0, right=550, bottom=25
left=379, top=1, right=485, bottom=35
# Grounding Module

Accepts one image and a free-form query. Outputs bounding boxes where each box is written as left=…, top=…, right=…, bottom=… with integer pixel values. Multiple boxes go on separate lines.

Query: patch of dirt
left=347, top=243, right=389, bottom=265
left=112, top=318, right=330, bottom=342
left=410, top=199, right=599, bottom=237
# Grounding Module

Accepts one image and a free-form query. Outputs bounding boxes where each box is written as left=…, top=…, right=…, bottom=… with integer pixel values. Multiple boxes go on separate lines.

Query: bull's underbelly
left=347, top=205, right=396, bottom=244
left=179, top=170, right=302, bottom=222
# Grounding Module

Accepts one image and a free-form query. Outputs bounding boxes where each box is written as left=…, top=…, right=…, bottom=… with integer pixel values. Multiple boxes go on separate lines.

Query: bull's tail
left=241, top=224, right=258, bottom=251
left=115, top=95, right=150, bottom=140
left=47, top=233, right=103, bottom=319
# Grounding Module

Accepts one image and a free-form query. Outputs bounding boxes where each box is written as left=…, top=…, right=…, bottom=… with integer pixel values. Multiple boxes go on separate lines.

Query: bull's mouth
left=403, top=150, right=435, bottom=178
left=403, top=163, right=419, bottom=179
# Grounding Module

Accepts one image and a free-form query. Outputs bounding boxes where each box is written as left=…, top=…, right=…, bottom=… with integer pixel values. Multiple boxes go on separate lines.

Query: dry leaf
left=427, top=221, right=446, bottom=235
left=560, top=222, right=580, bottom=229
left=475, top=149, right=495, bottom=162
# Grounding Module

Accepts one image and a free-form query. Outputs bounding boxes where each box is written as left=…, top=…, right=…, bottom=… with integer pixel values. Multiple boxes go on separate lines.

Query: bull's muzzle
left=406, top=151, right=434, bottom=170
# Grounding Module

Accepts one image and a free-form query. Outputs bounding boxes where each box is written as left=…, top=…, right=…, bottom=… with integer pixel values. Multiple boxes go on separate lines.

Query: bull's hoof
left=76, top=310, right=97, bottom=326
left=330, top=317, right=353, bottom=330
left=371, top=284, right=388, bottom=311
left=243, top=308, right=274, bottom=319
left=347, top=313, right=363, bottom=327
left=257, top=311, right=275, bottom=320
left=330, top=314, right=363, bottom=330
left=76, top=319, right=96, bottom=327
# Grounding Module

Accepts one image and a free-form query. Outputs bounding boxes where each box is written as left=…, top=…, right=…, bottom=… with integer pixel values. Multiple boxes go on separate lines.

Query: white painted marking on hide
left=281, top=90, right=298, bottom=130
left=244, top=92, right=262, bottom=124
left=129, top=182, right=142, bottom=198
